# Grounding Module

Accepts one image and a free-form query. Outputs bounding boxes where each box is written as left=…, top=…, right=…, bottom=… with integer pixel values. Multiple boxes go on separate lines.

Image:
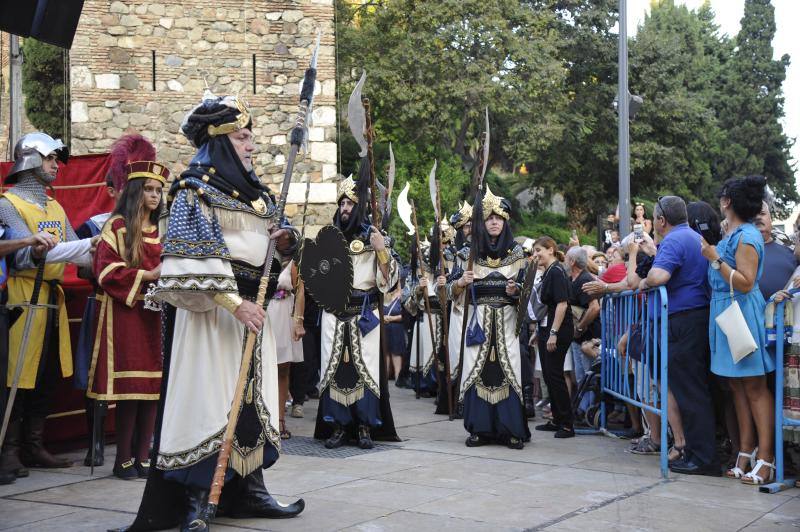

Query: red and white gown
left=87, top=216, right=162, bottom=400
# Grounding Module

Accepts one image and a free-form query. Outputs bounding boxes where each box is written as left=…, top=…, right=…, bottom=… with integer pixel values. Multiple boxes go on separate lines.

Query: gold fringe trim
left=475, top=381, right=509, bottom=405
left=198, top=200, right=270, bottom=235
left=229, top=444, right=265, bottom=478
left=329, top=384, right=364, bottom=406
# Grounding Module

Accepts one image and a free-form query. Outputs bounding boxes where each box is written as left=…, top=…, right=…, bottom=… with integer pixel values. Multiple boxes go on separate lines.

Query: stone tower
left=16, top=1, right=339, bottom=232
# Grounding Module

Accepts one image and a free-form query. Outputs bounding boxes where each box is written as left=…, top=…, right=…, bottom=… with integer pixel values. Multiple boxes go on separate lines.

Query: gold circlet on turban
left=451, top=201, right=473, bottom=229
left=337, top=174, right=358, bottom=204
left=207, top=97, right=252, bottom=137
left=482, top=185, right=509, bottom=220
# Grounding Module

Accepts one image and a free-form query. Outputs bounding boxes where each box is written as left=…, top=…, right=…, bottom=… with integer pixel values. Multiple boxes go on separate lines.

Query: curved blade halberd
left=481, top=107, right=490, bottom=181
left=397, top=181, right=414, bottom=236
left=347, top=70, right=368, bottom=158
left=384, top=143, right=395, bottom=217
left=427, top=159, right=439, bottom=221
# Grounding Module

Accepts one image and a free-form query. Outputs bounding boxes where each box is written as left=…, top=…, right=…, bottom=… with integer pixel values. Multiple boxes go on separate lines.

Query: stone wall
left=31, top=1, right=338, bottom=233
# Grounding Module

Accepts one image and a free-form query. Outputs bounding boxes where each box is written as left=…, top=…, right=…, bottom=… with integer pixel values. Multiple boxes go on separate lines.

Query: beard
left=340, top=212, right=351, bottom=223
left=36, top=167, right=57, bottom=184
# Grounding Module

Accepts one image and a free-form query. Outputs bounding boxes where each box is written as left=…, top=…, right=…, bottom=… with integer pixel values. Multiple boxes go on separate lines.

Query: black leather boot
left=84, top=400, right=107, bottom=467
left=21, top=417, right=72, bottom=468
left=523, top=384, right=536, bottom=419
left=0, top=468, right=15, bottom=485
left=357, top=425, right=374, bottom=449
left=324, top=424, right=346, bottom=449
left=1, top=419, right=29, bottom=477
left=230, top=471, right=305, bottom=519
left=181, top=485, right=210, bottom=532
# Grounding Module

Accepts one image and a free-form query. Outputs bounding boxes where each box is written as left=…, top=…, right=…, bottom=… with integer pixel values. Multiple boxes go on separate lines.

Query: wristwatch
left=550, top=328, right=558, bottom=336
left=710, top=258, right=723, bottom=270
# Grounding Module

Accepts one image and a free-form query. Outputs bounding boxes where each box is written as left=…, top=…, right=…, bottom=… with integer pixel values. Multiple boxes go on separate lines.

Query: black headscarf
left=473, top=190, right=515, bottom=260
left=177, top=96, right=268, bottom=204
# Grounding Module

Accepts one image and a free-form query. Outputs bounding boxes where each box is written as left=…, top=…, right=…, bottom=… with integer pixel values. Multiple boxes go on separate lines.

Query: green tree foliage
left=336, top=0, right=568, bottom=222
left=21, top=38, right=67, bottom=140
left=337, top=0, right=796, bottom=238
left=628, top=1, right=728, bottom=201
left=717, top=0, right=796, bottom=215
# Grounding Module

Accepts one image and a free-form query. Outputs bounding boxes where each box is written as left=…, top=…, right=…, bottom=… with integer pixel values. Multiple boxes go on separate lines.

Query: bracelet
left=604, top=283, right=609, bottom=293
left=376, top=248, right=390, bottom=265
left=292, top=315, right=303, bottom=322
left=213, top=293, right=243, bottom=315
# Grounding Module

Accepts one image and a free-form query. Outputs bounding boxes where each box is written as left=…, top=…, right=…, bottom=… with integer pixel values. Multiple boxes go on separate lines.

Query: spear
left=428, top=163, right=453, bottom=418
left=455, top=108, right=490, bottom=406
left=406, top=200, right=436, bottom=402
left=187, top=32, right=321, bottom=532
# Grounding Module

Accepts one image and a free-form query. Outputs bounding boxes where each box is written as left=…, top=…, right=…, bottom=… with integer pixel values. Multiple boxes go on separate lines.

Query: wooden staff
left=410, top=200, right=440, bottom=398
left=188, top=41, right=319, bottom=532
left=434, top=182, right=454, bottom=418
left=362, top=98, right=391, bottom=423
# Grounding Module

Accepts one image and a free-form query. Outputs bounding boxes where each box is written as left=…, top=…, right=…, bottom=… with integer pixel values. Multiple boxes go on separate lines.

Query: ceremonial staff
left=408, top=197, right=440, bottom=400
left=188, top=33, right=320, bottom=532
left=0, top=256, right=52, bottom=451
left=456, top=108, right=490, bottom=402
left=428, top=163, right=453, bottom=417
left=397, top=182, right=426, bottom=399
left=348, top=69, right=396, bottom=415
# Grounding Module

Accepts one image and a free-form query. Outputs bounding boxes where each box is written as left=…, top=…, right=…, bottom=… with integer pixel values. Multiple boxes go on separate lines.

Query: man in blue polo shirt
left=640, top=195, right=719, bottom=476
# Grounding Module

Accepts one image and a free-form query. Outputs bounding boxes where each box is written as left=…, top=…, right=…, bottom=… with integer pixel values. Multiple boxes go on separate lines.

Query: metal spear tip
left=310, top=30, right=322, bottom=69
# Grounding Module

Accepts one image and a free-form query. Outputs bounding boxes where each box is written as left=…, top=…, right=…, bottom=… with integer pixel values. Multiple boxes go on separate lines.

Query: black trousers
left=302, top=324, right=321, bottom=394
left=538, top=326, right=574, bottom=428
left=667, top=308, right=716, bottom=466
left=519, top=326, right=534, bottom=388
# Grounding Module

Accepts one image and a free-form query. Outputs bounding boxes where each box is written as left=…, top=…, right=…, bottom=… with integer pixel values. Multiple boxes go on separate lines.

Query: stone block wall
left=67, top=0, right=339, bottom=234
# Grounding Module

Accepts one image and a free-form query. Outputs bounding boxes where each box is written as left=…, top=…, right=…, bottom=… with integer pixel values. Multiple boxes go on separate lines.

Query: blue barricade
left=600, top=286, right=669, bottom=478
left=762, top=288, right=800, bottom=493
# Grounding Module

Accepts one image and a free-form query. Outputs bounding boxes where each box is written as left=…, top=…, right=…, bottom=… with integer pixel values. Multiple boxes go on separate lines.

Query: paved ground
left=1, top=386, right=799, bottom=531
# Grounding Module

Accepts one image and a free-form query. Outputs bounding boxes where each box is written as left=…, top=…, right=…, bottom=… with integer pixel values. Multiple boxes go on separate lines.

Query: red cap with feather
left=107, top=134, right=156, bottom=192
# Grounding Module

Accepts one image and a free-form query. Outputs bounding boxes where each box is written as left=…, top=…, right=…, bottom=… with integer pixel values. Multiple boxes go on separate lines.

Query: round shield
left=298, top=225, right=353, bottom=315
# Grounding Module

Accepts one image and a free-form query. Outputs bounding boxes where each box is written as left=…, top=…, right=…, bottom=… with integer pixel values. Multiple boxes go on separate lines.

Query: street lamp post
left=618, top=0, right=631, bottom=236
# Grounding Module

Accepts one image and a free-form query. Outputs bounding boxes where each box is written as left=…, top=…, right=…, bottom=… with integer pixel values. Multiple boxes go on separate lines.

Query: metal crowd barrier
left=600, top=286, right=670, bottom=478
left=762, top=288, right=800, bottom=494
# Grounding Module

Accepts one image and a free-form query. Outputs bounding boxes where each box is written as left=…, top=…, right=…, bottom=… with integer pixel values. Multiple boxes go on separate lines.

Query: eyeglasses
left=656, top=196, right=667, bottom=222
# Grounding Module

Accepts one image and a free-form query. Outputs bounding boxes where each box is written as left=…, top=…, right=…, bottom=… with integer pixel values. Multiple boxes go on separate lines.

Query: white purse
left=715, top=269, right=757, bottom=364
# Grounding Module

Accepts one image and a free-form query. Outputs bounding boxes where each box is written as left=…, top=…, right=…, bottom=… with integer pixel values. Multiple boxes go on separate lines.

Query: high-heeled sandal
left=725, top=449, right=756, bottom=479
left=279, top=420, right=292, bottom=440
left=741, top=458, right=775, bottom=485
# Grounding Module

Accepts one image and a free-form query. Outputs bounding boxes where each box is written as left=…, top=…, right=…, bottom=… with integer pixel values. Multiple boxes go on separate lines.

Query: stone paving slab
left=1, top=385, right=798, bottom=531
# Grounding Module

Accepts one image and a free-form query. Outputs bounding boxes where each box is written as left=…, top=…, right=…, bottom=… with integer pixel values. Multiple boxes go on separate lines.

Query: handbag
left=358, top=293, right=380, bottom=336
left=715, top=269, right=757, bottom=364
left=465, top=284, right=486, bottom=346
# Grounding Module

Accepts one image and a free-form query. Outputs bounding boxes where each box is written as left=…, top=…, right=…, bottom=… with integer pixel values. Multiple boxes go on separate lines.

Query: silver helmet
left=6, top=132, right=69, bottom=184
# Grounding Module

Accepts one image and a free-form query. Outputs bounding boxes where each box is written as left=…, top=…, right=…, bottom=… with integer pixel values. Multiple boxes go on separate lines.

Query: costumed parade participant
left=86, top=157, right=168, bottom=480
left=447, top=186, right=530, bottom=449
left=307, top=166, right=400, bottom=449
left=447, top=201, right=472, bottom=417
left=403, top=236, right=441, bottom=398
left=0, top=133, right=97, bottom=476
left=75, top=134, right=155, bottom=469
left=116, top=93, right=304, bottom=532
left=266, top=221, right=303, bottom=440
left=0, top=227, right=56, bottom=485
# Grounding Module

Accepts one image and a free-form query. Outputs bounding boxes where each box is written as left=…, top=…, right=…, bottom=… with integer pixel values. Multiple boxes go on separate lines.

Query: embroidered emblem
left=37, top=220, right=64, bottom=242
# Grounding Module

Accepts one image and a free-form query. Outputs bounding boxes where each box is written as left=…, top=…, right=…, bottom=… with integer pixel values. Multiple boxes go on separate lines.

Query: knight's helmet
left=6, top=132, right=69, bottom=184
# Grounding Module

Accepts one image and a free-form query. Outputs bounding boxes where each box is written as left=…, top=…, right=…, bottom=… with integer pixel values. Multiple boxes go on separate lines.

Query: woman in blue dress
left=383, top=283, right=406, bottom=382
left=701, top=175, right=774, bottom=485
